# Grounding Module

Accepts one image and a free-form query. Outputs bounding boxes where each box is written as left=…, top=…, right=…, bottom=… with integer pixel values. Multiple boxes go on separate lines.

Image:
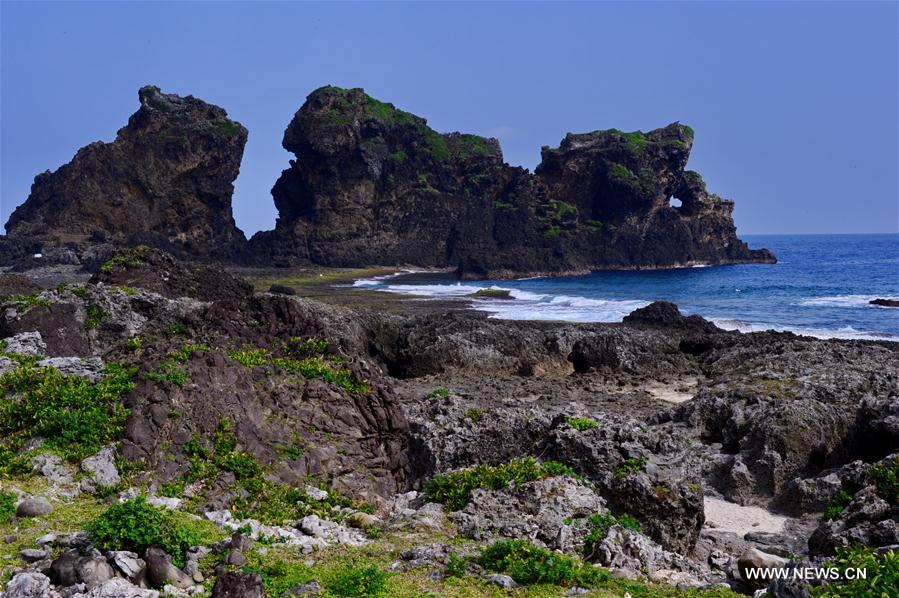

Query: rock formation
left=3, top=86, right=248, bottom=263
left=248, top=85, right=775, bottom=276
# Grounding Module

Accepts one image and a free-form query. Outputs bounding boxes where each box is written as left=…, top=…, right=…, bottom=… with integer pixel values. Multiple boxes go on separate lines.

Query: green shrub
left=811, top=545, right=898, bottom=596
left=478, top=539, right=609, bottom=587
left=228, top=346, right=270, bottom=367
left=85, top=304, right=109, bottom=329
left=167, top=343, right=209, bottom=363
left=868, top=456, right=899, bottom=504
left=87, top=496, right=200, bottom=567
left=445, top=553, right=468, bottom=578
left=145, top=363, right=187, bottom=387
left=6, top=293, right=51, bottom=310
left=275, top=355, right=368, bottom=395
left=0, top=362, right=136, bottom=461
left=284, top=337, right=329, bottom=357
left=327, top=564, right=389, bottom=597
left=0, top=491, right=16, bottom=522
left=823, top=488, right=855, bottom=521
left=582, top=512, right=642, bottom=559
left=615, top=456, right=648, bottom=477
left=463, top=408, right=484, bottom=422
left=99, top=245, right=149, bottom=274
left=426, top=387, right=450, bottom=399
left=163, top=322, right=186, bottom=336
left=423, top=456, right=579, bottom=511
left=567, top=417, right=598, bottom=431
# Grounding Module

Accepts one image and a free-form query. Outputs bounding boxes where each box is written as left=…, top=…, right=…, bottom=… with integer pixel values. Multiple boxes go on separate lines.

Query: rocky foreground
left=0, top=248, right=896, bottom=597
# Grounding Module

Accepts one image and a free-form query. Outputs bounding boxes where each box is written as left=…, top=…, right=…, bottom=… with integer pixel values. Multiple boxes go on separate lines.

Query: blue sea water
left=353, top=234, right=899, bottom=341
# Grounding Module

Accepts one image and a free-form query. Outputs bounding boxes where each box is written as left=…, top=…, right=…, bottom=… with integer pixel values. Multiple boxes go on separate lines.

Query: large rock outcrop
left=3, top=86, right=248, bottom=263
left=248, top=85, right=774, bottom=276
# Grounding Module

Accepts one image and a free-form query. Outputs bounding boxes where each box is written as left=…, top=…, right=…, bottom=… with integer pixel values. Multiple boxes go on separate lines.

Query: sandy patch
left=704, top=496, right=787, bottom=537
left=643, top=378, right=697, bottom=404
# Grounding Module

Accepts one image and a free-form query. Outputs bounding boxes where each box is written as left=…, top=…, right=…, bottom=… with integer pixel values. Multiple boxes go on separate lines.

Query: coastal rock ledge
left=247, top=85, right=775, bottom=277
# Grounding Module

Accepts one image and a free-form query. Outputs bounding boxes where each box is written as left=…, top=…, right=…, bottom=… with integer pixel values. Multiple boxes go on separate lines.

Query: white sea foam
left=712, top=319, right=898, bottom=342
left=351, top=271, right=418, bottom=287
left=798, top=295, right=899, bottom=308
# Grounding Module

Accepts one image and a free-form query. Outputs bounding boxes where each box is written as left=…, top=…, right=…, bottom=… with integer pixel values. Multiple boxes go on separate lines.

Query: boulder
left=211, top=571, right=264, bottom=598
left=16, top=496, right=53, bottom=517
left=3, top=331, right=46, bottom=356
left=80, top=446, right=121, bottom=492
left=2, top=571, right=52, bottom=598
left=737, top=548, right=789, bottom=589
left=142, top=548, right=193, bottom=590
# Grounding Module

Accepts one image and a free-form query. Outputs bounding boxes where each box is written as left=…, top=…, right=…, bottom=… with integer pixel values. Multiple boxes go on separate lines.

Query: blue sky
left=2, top=1, right=897, bottom=236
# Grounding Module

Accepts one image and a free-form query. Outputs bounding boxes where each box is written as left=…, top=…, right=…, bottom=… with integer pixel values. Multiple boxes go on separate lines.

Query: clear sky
left=2, top=1, right=897, bottom=236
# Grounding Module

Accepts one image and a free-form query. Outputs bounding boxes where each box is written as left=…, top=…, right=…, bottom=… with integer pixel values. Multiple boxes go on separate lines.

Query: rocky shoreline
left=0, top=248, right=895, bottom=597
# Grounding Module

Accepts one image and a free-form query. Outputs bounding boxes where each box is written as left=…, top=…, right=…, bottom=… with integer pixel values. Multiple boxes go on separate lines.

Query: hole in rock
left=669, top=197, right=683, bottom=208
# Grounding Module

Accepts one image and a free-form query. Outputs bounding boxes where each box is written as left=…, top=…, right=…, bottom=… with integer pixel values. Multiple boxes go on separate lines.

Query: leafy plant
left=582, top=512, right=642, bottom=559
left=145, top=362, right=187, bottom=387
left=426, top=387, right=450, bottom=399
left=423, top=456, right=579, bottom=511
left=463, top=408, right=484, bottom=422
left=868, top=456, right=899, bottom=504
left=478, top=539, right=609, bottom=587
left=615, top=456, right=648, bottom=477
left=0, top=491, right=16, bottom=522
left=445, top=553, right=468, bottom=578
left=823, top=488, right=855, bottom=521
left=0, top=362, right=136, bottom=461
left=85, top=304, right=109, bottom=329
left=811, top=545, right=898, bottom=596
left=228, top=345, right=270, bottom=367
left=274, top=355, right=368, bottom=395
left=327, top=564, right=389, bottom=597
left=567, top=417, right=598, bottom=431
left=6, top=293, right=51, bottom=310
left=99, top=245, right=149, bottom=274
left=87, top=496, right=200, bottom=567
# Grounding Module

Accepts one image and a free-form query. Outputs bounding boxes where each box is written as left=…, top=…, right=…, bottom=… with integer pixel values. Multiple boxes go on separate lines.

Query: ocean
left=353, top=234, right=899, bottom=341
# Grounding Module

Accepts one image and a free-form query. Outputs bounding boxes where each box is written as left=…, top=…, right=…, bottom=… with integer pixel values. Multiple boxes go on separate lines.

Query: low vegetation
left=99, top=245, right=150, bottom=274
left=423, top=457, right=579, bottom=511
left=811, top=546, right=898, bottom=597
left=615, top=456, right=648, bottom=477
left=566, top=416, right=598, bottom=431
left=868, top=456, right=899, bottom=504
left=582, top=512, right=642, bottom=560
left=0, top=361, right=136, bottom=461
left=87, top=496, right=201, bottom=568
left=478, top=539, right=609, bottom=588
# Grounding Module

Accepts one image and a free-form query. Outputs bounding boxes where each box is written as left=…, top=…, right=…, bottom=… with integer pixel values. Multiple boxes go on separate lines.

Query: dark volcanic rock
left=623, top=301, right=721, bottom=334
left=4, top=85, right=247, bottom=264
left=248, top=85, right=774, bottom=276
left=211, top=571, right=263, bottom=598
left=870, top=298, right=899, bottom=308
left=89, top=245, right=252, bottom=301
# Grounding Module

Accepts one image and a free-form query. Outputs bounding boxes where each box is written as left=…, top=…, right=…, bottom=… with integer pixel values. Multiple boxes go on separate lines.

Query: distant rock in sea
left=870, top=298, right=899, bottom=307
left=247, top=85, right=775, bottom=277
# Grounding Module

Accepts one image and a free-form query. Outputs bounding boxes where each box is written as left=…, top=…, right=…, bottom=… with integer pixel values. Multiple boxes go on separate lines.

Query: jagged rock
left=2, top=571, right=53, bottom=598
left=16, top=496, right=53, bottom=517
left=143, top=548, right=193, bottom=590
left=448, top=476, right=606, bottom=553
left=589, top=526, right=704, bottom=581
left=4, top=85, right=248, bottom=263
left=80, top=446, right=121, bottom=493
left=623, top=301, right=721, bottom=334
left=248, top=85, right=773, bottom=276
left=18, top=547, right=51, bottom=562
left=870, top=298, right=899, bottom=308
left=3, top=331, right=46, bottom=355
left=75, top=556, right=116, bottom=589
left=737, top=548, right=789, bottom=589
left=210, top=571, right=263, bottom=598
left=71, top=578, right=159, bottom=598
left=108, top=551, right=145, bottom=582
left=50, top=550, right=81, bottom=586
left=89, top=246, right=252, bottom=301
left=484, top=573, right=517, bottom=589
left=0, top=274, right=42, bottom=298
left=36, top=357, right=105, bottom=382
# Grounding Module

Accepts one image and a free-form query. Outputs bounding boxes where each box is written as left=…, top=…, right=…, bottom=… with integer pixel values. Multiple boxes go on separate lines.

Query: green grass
left=5, top=292, right=51, bottom=309
left=87, top=496, right=201, bottom=568
left=423, top=457, right=579, bottom=511
left=0, top=361, right=136, bottom=462
left=211, top=120, right=244, bottom=136
left=566, top=417, right=598, bottom=431
left=146, top=362, right=188, bottom=387
left=0, top=492, right=15, bottom=523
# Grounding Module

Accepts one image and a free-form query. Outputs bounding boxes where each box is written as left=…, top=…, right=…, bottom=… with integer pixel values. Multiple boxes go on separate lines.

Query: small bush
left=167, top=343, right=209, bottom=363
left=87, top=496, right=200, bottom=567
left=0, top=491, right=16, bottom=522
left=85, top=304, right=109, bottom=329
left=99, top=245, right=149, bottom=274
left=615, top=456, right=648, bottom=477
left=582, top=512, right=642, bottom=559
left=823, top=488, right=854, bottom=521
left=6, top=293, right=51, bottom=310
left=163, top=322, right=186, bottom=336
left=445, top=553, right=468, bottom=578
left=146, top=363, right=187, bottom=387
left=284, top=337, right=329, bottom=357
left=327, top=564, right=389, bottom=597
left=478, top=539, right=608, bottom=587
left=868, top=456, right=899, bottom=504
left=426, top=387, right=450, bottom=399
left=463, top=408, right=484, bottom=422
left=567, top=417, right=598, bottom=431
left=275, top=355, right=368, bottom=395
left=423, top=456, right=579, bottom=511
left=811, top=545, right=898, bottom=596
